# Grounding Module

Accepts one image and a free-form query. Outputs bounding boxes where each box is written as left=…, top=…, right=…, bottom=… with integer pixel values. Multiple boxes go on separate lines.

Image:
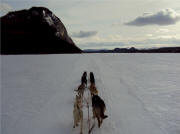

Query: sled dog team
left=73, top=72, right=108, bottom=134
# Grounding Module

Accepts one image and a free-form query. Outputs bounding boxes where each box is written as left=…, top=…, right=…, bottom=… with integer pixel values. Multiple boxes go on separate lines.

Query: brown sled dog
left=81, top=72, right=87, bottom=87
left=73, top=95, right=83, bottom=134
left=75, top=84, right=85, bottom=98
left=92, top=95, right=108, bottom=128
left=89, top=83, right=98, bottom=96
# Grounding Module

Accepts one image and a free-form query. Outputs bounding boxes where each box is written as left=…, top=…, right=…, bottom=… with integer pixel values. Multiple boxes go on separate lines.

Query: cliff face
left=1, top=7, right=82, bottom=54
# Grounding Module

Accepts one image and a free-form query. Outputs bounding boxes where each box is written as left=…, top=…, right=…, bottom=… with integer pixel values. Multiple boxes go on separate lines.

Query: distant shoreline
left=83, top=47, right=180, bottom=53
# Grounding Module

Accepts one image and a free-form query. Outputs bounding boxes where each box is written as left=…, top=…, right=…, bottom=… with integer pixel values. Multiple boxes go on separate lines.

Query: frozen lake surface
left=2, top=54, right=180, bottom=134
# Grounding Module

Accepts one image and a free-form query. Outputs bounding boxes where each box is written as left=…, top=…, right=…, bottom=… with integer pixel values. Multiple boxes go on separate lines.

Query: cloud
left=125, top=8, right=180, bottom=26
left=0, top=3, right=12, bottom=16
left=72, top=30, right=97, bottom=38
left=73, top=34, right=124, bottom=45
left=146, top=34, right=153, bottom=37
left=156, top=28, right=169, bottom=33
left=77, top=36, right=180, bottom=49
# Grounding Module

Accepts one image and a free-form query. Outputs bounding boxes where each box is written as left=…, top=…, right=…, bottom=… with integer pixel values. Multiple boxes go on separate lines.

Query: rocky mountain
left=1, top=7, right=82, bottom=54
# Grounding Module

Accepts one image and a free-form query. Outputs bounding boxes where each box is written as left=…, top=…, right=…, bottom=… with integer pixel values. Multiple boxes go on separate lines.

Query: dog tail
left=103, top=115, right=108, bottom=119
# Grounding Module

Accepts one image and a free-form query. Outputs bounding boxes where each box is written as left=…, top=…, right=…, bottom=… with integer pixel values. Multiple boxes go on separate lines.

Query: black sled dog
left=81, top=71, right=87, bottom=87
left=92, top=95, right=108, bottom=128
left=90, top=72, right=95, bottom=84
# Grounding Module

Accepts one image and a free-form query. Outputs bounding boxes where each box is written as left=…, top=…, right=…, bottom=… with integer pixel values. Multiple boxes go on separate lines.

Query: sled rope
left=87, top=88, right=95, bottom=134
left=87, top=88, right=91, bottom=133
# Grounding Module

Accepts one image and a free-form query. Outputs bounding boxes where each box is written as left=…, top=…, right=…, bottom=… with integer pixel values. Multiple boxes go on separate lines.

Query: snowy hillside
left=2, top=54, right=180, bottom=134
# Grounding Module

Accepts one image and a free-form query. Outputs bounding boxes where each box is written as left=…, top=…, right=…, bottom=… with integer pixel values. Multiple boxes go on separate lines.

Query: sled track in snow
left=84, top=55, right=165, bottom=134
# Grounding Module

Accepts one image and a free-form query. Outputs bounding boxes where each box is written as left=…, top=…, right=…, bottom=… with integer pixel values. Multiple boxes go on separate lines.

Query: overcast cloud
left=80, top=37, right=180, bottom=49
left=0, top=3, right=13, bottom=16
left=125, top=8, right=180, bottom=26
left=72, top=30, right=97, bottom=38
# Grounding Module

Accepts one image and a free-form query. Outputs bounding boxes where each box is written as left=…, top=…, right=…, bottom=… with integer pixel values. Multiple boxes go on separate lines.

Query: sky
left=1, top=0, right=180, bottom=49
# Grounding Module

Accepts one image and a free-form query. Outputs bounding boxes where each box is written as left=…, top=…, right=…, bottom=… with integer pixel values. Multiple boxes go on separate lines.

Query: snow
left=44, top=16, right=54, bottom=26
left=1, top=54, right=180, bottom=134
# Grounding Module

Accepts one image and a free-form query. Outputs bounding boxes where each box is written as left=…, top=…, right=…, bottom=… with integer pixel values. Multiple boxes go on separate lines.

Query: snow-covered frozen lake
left=1, top=54, right=180, bottom=134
